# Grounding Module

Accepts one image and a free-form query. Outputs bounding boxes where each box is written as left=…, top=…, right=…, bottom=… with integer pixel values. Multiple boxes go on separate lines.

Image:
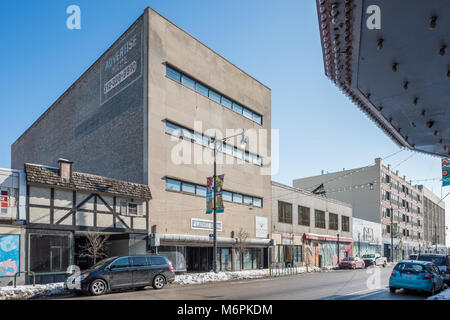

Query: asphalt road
left=56, top=266, right=430, bottom=300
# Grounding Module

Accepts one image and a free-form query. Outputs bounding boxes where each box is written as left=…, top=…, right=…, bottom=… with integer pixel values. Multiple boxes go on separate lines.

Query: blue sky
left=0, top=0, right=448, bottom=243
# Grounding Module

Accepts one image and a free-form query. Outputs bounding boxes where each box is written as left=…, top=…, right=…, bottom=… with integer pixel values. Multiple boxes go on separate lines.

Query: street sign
left=209, top=233, right=214, bottom=243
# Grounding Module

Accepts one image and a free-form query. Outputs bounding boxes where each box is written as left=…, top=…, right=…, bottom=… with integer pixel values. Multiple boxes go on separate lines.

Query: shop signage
left=255, top=216, right=268, bottom=238
left=191, top=218, right=223, bottom=232
left=281, top=233, right=294, bottom=245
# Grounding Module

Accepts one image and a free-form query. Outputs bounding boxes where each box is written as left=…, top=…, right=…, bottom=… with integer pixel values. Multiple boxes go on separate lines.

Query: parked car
left=417, top=254, right=450, bottom=284
left=339, top=257, right=365, bottom=269
left=408, top=254, right=418, bottom=260
left=389, top=260, right=446, bottom=296
left=361, top=253, right=387, bottom=267
left=65, top=255, right=175, bottom=295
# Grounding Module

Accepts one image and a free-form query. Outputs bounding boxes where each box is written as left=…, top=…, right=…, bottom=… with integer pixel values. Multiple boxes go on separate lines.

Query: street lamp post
left=211, top=130, right=246, bottom=273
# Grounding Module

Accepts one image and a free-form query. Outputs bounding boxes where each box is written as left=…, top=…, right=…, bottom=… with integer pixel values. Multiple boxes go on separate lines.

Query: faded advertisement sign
left=0, top=235, right=20, bottom=276
left=191, top=218, right=223, bottom=232
left=100, top=21, right=143, bottom=105
left=255, top=216, right=268, bottom=238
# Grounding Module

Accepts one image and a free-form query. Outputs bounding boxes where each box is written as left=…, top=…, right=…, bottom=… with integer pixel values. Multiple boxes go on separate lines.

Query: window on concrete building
left=196, top=82, right=209, bottom=97
left=232, top=102, right=243, bottom=114
left=341, top=216, right=350, bottom=232
left=182, top=74, right=196, bottom=90
left=196, top=185, right=206, bottom=197
left=222, top=191, right=232, bottom=202
left=386, top=225, right=391, bottom=233
left=209, top=90, right=221, bottom=104
left=221, top=96, right=232, bottom=109
left=166, top=65, right=181, bottom=82
left=181, top=182, right=196, bottom=194
left=329, top=213, right=338, bottom=230
left=315, top=210, right=325, bottom=229
left=278, top=201, right=292, bottom=224
left=298, top=205, right=310, bottom=226
left=233, top=193, right=243, bottom=204
left=166, top=178, right=181, bottom=192
left=253, top=198, right=262, bottom=208
left=165, top=121, right=182, bottom=137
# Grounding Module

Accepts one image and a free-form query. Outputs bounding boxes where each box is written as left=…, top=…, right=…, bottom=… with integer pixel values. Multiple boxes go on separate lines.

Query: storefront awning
left=158, top=234, right=272, bottom=246
left=303, top=233, right=353, bottom=243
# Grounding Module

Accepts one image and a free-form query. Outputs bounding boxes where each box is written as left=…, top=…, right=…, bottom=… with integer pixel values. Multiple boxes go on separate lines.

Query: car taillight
left=391, top=272, right=396, bottom=277
left=169, top=266, right=174, bottom=271
left=423, top=273, right=432, bottom=280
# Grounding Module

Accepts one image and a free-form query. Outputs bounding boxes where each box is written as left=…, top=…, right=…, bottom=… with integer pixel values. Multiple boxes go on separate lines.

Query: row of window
left=166, top=65, right=263, bottom=125
left=382, top=208, right=422, bottom=226
left=165, top=178, right=263, bottom=208
left=384, top=225, right=421, bottom=240
left=382, top=172, right=421, bottom=202
left=382, top=189, right=421, bottom=214
left=278, top=201, right=350, bottom=232
left=165, top=121, right=263, bottom=166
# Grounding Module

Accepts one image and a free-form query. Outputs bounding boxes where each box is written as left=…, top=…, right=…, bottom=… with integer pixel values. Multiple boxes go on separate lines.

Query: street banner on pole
left=215, top=175, right=224, bottom=213
left=442, top=158, right=450, bottom=187
left=205, top=175, right=225, bottom=214
left=206, top=177, right=214, bottom=214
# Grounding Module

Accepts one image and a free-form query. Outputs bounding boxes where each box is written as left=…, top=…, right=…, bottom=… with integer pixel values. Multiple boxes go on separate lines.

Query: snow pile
left=0, top=282, right=67, bottom=300
left=174, top=266, right=321, bottom=286
left=427, top=288, right=450, bottom=300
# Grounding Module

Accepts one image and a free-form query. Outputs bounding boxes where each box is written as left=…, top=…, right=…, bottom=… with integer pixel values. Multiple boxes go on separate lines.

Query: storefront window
left=29, top=234, right=71, bottom=273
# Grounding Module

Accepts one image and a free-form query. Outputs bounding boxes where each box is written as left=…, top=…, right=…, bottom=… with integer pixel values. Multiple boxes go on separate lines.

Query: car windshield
left=90, top=257, right=117, bottom=270
left=362, top=254, right=375, bottom=258
left=394, top=263, right=425, bottom=274
left=418, top=255, right=446, bottom=266
left=344, top=257, right=355, bottom=261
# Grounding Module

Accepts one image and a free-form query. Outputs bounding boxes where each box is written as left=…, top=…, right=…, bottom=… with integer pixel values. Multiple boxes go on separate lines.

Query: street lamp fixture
left=211, top=129, right=246, bottom=273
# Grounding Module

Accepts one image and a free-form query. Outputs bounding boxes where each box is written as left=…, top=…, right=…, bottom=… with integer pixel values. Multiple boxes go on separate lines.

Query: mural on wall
left=304, top=240, right=353, bottom=267
left=0, top=235, right=20, bottom=276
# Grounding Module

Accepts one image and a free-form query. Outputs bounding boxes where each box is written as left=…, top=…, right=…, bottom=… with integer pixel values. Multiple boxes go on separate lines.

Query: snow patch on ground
left=173, top=266, right=321, bottom=286
left=427, top=288, right=450, bottom=300
left=0, top=282, right=67, bottom=300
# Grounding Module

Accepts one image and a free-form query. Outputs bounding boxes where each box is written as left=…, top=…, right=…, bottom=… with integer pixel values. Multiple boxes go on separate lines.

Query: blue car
left=389, top=260, right=446, bottom=296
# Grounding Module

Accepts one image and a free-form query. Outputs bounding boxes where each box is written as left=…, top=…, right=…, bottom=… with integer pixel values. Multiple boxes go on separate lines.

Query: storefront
left=154, top=234, right=270, bottom=272
left=24, top=161, right=151, bottom=284
left=303, top=233, right=353, bottom=267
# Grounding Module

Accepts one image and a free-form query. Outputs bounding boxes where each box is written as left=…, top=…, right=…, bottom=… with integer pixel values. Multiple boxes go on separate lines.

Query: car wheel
left=389, top=287, right=396, bottom=293
left=152, top=275, right=166, bottom=290
left=429, top=284, right=436, bottom=297
left=90, top=279, right=107, bottom=296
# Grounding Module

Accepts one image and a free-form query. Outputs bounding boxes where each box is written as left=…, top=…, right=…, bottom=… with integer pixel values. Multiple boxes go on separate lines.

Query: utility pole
left=391, top=208, right=394, bottom=263
left=213, top=138, right=217, bottom=273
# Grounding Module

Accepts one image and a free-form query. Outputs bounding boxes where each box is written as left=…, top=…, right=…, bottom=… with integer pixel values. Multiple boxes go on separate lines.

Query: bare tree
left=235, top=228, right=249, bottom=271
left=79, top=232, right=110, bottom=265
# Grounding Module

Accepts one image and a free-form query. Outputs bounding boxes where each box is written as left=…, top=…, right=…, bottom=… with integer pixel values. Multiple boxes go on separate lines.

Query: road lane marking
left=348, top=288, right=387, bottom=300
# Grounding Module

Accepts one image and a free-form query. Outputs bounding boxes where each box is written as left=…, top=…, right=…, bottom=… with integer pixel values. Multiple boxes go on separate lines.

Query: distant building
left=293, top=158, right=427, bottom=262
left=352, top=218, right=382, bottom=257
left=419, top=185, right=446, bottom=253
left=11, top=7, right=272, bottom=273
left=271, top=181, right=353, bottom=268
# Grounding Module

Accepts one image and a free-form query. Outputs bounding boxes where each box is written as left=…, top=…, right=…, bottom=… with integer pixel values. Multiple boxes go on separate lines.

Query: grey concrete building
left=271, top=181, right=353, bottom=268
left=293, top=158, right=427, bottom=261
left=419, top=185, right=447, bottom=253
left=11, top=7, right=272, bottom=272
